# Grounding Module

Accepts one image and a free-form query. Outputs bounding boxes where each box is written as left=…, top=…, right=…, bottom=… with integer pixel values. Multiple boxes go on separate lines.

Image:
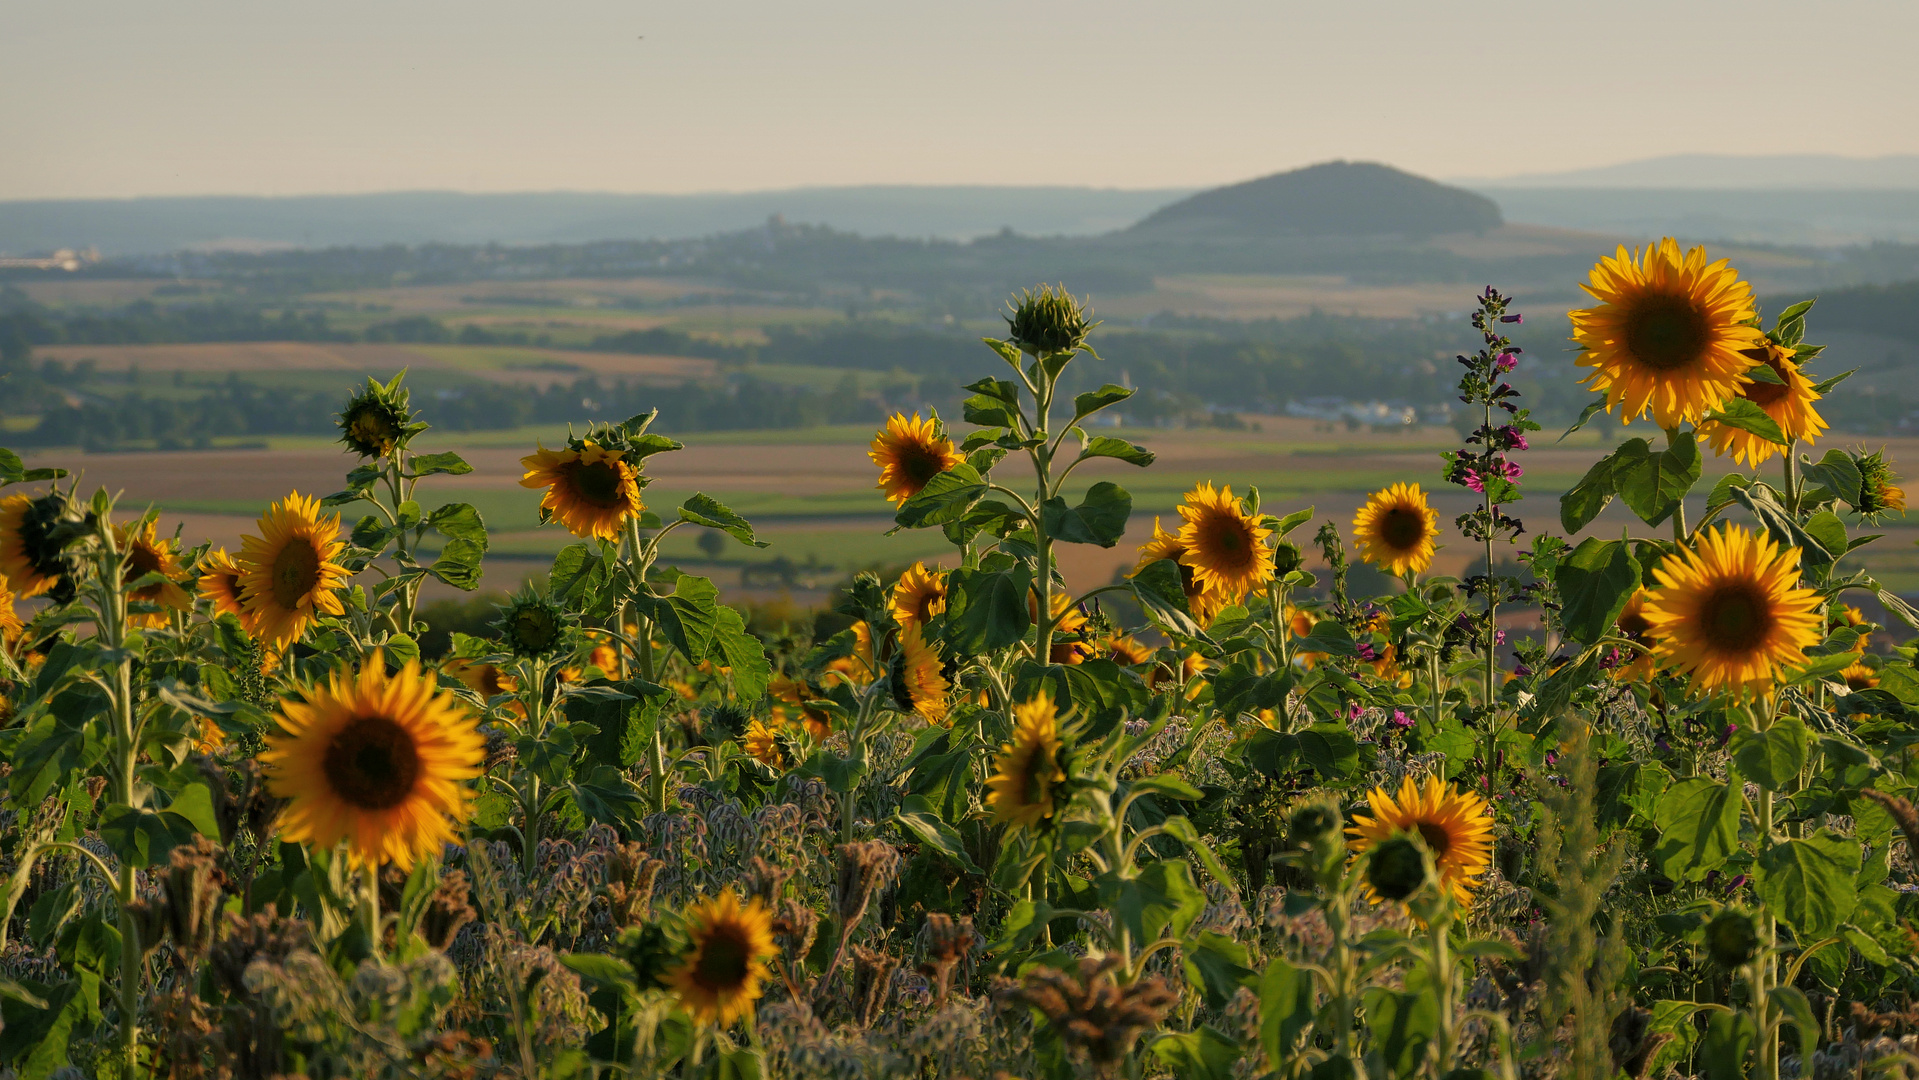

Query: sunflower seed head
left=1366, top=834, right=1431, bottom=902
left=1706, top=908, right=1760, bottom=967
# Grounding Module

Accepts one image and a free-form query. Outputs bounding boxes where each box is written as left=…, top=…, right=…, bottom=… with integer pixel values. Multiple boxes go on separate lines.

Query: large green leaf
left=1757, top=829, right=1860, bottom=939
left=1652, top=776, right=1743, bottom=881
left=1110, top=860, right=1205, bottom=946
left=1363, top=986, right=1440, bottom=1080
left=895, top=464, right=986, bottom=528
left=1258, top=957, right=1316, bottom=1067
left=1150, top=1025, right=1242, bottom=1080
left=894, top=795, right=984, bottom=875
left=711, top=606, right=770, bottom=703
left=1614, top=432, right=1700, bottom=528
left=1557, top=537, right=1640, bottom=645
left=1559, top=452, right=1619, bottom=533
left=1730, top=717, right=1808, bottom=791
left=1705, top=399, right=1786, bottom=445
left=1041, top=482, right=1132, bottom=547
left=943, top=562, right=1033, bottom=654
left=679, top=493, right=769, bottom=548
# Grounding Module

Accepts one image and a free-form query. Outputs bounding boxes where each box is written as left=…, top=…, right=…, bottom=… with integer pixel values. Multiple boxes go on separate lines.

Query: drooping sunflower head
left=1640, top=524, right=1823, bottom=699
left=890, top=562, right=948, bottom=628
left=1130, top=516, right=1223, bottom=624
left=1571, top=239, right=1766, bottom=428
left=259, top=652, right=487, bottom=869
left=742, top=718, right=787, bottom=769
left=495, top=588, right=572, bottom=660
left=667, top=891, right=778, bottom=1027
left=337, top=376, right=417, bottom=459
left=987, top=692, right=1070, bottom=830
left=1830, top=603, right=1872, bottom=650
left=891, top=622, right=951, bottom=724
left=0, top=577, right=23, bottom=645
left=197, top=547, right=251, bottom=624
left=116, top=520, right=194, bottom=628
left=823, top=619, right=877, bottom=688
left=1003, top=283, right=1097, bottom=356
left=0, top=490, right=89, bottom=603
left=770, top=674, right=834, bottom=739
left=1106, top=633, right=1154, bottom=667
left=1854, top=449, right=1907, bottom=519
left=1347, top=774, right=1494, bottom=907
left=868, top=413, right=965, bottom=505
left=1841, top=660, right=1879, bottom=692
left=519, top=441, right=644, bottom=541
left=1699, top=341, right=1828, bottom=468
left=1352, top=483, right=1440, bottom=578
left=1175, top=483, right=1274, bottom=599
left=237, top=493, right=351, bottom=652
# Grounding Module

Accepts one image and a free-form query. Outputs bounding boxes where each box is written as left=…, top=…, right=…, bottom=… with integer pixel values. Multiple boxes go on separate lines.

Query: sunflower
left=1698, top=341, right=1828, bottom=467
left=1130, top=516, right=1227, bottom=624
left=1571, top=239, right=1766, bottom=429
left=519, top=441, right=643, bottom=541
left=0, top=493, right=64, bottom=599
left=116, top=520, right=193, bottom=629
left=238, top=493, right=351, bottom=652
left=1840, top=661, right=1879, bottom=692
left=1106, top=633, right=1154, bottom=666
left=1613, top=589, right=1660, bottom=682
left=890, top=562, right=948, bottom=628
left=0, top=578, right=22, bottom=645
left=260, top=653, right=487, bottom=869
left=823, top=620, right=877, bottom=687
left=868, top=413, right=965, bottom=504
left=1347, top=775, right=1495, bottom=906
left=1285, top=605, right=1327, bottom=668
left=769, top=675, right=833, bottom=739
left=742, top=718, right=786, bottom=769
left=191, top=716, right=227, bottom=755
left=1362, top=611, right=1404, bottom=683
left=197, top=548, right=252, bottom=625
left=443, top=658, right=525, bottom=721
left=987, top=693, right=1069, bottom=830
left=668, top=891, right=778, bottom=1027
left=892, top=622, right=950, bottom=724
left=1353, top=483, right=1440, bottom=578
left=1639, top=524, right=1823, bottom=698
left=1174, top=483, right=1274, bottom=599
left=1855, top=450, right=1906, bottom=518
left=1029, top=590, right=1098, bottom=664
left=1831, top=604, right=1872, bottom=650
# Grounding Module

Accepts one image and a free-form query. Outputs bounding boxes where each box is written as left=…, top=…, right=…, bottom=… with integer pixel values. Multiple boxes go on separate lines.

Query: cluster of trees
left=14, top=373, right=882, bottom=450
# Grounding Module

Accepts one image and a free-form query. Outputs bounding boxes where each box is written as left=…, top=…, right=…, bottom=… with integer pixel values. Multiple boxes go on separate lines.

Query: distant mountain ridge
left=1127, top=161, right=1502, bottom=239
left=1465, top=153, right=1919, bottom=190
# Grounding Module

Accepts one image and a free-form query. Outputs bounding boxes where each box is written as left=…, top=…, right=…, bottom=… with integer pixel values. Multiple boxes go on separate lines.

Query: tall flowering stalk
left=1441, top=288, right=1536, bottom=789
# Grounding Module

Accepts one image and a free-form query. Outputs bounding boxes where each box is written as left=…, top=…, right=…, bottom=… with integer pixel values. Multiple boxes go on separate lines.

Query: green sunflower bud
left=1365, top=835, right=1430, bottom=902
left=1852, top=449, right=1906, bottom=519
left=1003, top=284, right=1097, bottom=357
left=1272, top=540, right=1304, bottom=576
left=495, top=589, right=570, bottom=659
left=337, top=376, right=417, bottom=459
left=1287, top=801, right=1340, bottom=849
left=1706, top=908, right=1760, bottom=967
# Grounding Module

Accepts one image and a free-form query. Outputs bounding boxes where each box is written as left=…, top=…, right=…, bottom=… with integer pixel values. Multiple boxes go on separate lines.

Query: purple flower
left=1499, top=425, right=1530, bottom=450
left=1494, top=628, right=1506, bottom=645
left=1512, top=662, right=1532, bottom=678
left=1390, top=709, right=1414, bottom=729
left=1598, top=647, right=1621, bottom=671
left=1500, top=313, right=1523, bottom=324
left=1725, top=874, right=1750, bottom=893
left=1462, top=468, right=1486, bottom=494
left=1495, top=351, right=1519, bottom=373
left=1356, top=642, right=1379, bottom=662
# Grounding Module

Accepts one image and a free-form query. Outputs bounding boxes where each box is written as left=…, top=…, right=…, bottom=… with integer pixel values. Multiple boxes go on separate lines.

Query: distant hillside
left=0, top=186, right=1193, bottom=257
left=1483, top=188, right=1919, bottom=246
left=1466, top=153, right=1919, bottom=190
left=1777, top=280, right=1919, bottom=341
left=1125, top=162, right=1502, bottom=240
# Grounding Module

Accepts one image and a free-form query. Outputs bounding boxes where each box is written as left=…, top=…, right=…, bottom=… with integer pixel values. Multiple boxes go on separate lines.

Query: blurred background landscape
left=6, top=1, right=1918, bottom=628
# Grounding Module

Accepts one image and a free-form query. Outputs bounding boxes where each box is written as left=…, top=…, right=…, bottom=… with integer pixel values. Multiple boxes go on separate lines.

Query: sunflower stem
left=1782, top=439, right=1801, bottom=517
left=361, top=860, right=383, bottom=958
left=90, top=511, right=146, bottom=1075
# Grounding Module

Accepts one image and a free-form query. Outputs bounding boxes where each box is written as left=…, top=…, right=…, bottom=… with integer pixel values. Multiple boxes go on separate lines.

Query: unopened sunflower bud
left=1287, top=801, right=1340, bottom=850
left=496, top=588, right=569, bottom=658
left=1853, top=450, right=1907, bottom=518
left=1706, top=908, right=1760, bottom=967
left=1366, top=835, right=1430, bottom=901
left=1004, top=284, right=1096, bottom=357
left=1271, top=540, right=1304, bottom=576
left=337, top=377, right=415, bottom=459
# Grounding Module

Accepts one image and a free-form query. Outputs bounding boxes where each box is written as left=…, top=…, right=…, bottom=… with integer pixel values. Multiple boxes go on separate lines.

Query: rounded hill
left=1126, top=161, right=1503, bottom=239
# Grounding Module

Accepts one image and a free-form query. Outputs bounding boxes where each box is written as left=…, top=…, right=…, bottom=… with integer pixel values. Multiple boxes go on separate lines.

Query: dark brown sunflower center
left=1699, top=582, right=1773, bottom=653
left=1379, top=508, right=1426, bottom=551
left=690, top=927, right=752, bottom=991
left=322, top=715, right=422, bottom=810
left=1624, top=293, right=1713, bottom=371
left=1023, top=748, right=1055, bottom=805
left=569, top=460, right=627, bottom=509
left=1416, top=822, right=1452, bottom=858
left=1617, top=609, right=1652, bottom=639
left=1739, top=348, right=1791, bottom=408
left=271, top=540, right=321, bottom=608
left=1847, top=670, right=1876, bottom=691
left=900, top=447, right=946, bottom=487
left=126, top=544, right=166, bottom=597
left=1208, top=518, right=1249, bottom=557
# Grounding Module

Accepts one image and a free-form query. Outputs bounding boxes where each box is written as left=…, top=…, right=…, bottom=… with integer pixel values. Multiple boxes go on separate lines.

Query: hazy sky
left=7, top=0, right=1917, bottom=200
